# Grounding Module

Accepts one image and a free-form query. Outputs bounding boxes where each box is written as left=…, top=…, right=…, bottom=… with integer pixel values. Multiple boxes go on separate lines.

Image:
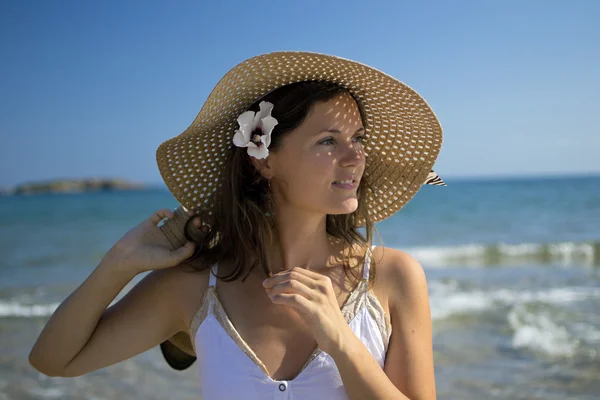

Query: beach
left=1, top=175, right=599, bottom=399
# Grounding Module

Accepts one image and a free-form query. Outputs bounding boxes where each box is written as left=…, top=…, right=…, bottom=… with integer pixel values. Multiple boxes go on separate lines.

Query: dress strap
left=208, top=263, right=218, bottom=287
left=363, top=245, right=376, bottom=281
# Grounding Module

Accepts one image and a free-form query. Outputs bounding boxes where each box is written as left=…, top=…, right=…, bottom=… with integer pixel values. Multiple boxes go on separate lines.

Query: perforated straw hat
left=156, top=51, right=445, bottom=225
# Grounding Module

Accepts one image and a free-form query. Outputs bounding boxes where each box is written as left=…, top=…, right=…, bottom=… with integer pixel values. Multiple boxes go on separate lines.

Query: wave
left=406, top=240, right=599, bottom=267
left=0, top=279, right=138, bottom=318
left=507, top=304, right=600, bottom=359
left=0, top=300, right=58, bottom=317
left=429, top=282, right=600, bottom=319
left=429, top=282, right=600, bottom=358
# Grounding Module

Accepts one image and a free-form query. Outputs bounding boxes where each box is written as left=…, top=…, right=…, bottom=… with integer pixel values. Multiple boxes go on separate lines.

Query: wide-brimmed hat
left=156, top=51, right=445, bottom=224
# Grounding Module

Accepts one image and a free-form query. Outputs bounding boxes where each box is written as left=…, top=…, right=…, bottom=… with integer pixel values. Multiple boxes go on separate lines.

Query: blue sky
left=1, top=0, right=599, bottom=187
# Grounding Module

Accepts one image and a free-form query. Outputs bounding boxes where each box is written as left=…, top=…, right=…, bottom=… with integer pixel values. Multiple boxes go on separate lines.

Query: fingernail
left=262, top=279, right=268, bottom=286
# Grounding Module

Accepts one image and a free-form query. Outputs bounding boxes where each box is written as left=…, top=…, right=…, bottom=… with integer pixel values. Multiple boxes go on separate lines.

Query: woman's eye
left=318, top=137, right=335, bottom=145
left=318, top=135, right=365, bottom=146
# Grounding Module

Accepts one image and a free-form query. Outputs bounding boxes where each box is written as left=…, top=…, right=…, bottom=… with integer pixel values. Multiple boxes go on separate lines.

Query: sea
left=1, top=175, right=599, bottom=400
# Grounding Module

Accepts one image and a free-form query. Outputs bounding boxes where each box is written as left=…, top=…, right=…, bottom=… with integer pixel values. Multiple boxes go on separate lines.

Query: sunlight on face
left=269, top=92, right=366, bottom=216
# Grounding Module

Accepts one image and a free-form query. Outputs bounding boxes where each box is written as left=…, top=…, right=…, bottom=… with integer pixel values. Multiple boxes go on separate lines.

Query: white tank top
left=188, top=248, right=392, bottom=399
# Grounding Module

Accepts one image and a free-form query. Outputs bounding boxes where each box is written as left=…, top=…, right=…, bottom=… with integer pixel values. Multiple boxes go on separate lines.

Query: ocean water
left=1, top=175, right=599, bottom=399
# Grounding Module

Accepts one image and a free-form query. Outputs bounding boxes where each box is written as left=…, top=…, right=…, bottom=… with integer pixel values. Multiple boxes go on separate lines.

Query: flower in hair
left=232, top=101, right=278, bottom=159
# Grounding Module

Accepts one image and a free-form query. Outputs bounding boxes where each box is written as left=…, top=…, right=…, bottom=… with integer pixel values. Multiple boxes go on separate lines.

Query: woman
left=30, top=52, right=444, bottom=399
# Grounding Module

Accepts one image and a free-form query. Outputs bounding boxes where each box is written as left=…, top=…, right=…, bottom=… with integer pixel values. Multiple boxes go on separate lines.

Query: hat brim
left=159, top=332, right=196, bottom=371
left=156, top=51, right=443, bottom=224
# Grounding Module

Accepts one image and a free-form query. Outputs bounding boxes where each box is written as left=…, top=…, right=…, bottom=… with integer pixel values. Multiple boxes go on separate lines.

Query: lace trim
left=366, top=291, right=392, bottom=354
left=189, top=288, right=212, bottom=347
left=343, top=280, right=392, bottom=354
left=341, top=279, right=367, bottom=322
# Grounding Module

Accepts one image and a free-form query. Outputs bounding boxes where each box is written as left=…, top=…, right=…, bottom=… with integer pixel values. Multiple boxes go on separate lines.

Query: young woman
left=30, top=52, right=445, bottom=399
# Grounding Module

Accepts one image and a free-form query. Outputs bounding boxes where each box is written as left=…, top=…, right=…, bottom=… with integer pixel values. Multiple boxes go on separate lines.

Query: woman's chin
left=329, top=199, right=359, bottom=215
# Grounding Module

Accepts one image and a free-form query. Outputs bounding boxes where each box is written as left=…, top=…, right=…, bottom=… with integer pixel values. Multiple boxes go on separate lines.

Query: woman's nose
left=339, top=140, right=366, bottom=167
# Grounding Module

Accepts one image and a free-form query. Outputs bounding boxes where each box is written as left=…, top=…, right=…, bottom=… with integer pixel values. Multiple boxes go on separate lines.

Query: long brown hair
left=185, top=81, right=379, bottom=287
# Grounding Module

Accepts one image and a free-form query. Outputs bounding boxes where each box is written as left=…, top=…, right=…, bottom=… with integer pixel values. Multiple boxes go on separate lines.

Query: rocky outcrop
left=5, top=178, right=146, bottom=195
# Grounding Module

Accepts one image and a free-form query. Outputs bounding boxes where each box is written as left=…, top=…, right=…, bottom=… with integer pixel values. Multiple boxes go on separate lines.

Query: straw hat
left=156, top=51, right=445, bottom=225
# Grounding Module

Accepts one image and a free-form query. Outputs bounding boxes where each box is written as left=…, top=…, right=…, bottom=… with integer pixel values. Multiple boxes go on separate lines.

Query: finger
left=268, top=292, right=313, bottom=312
left=286, top=267, right=323, bottom=279
left=168, top=241, right=195, bottom=264
left=267, top=277, right=312, bottom=295
left=266, top=279, right=324, bottom=308
left=149, top=209, right=174, bottom=225
left=262, top=268, right=315, bottom=289
left=280, top=268, right=334, bottom=289
left=185, top=219, right=207, bottom=242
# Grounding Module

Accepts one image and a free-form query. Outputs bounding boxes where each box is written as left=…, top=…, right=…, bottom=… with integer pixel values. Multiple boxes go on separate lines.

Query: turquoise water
left=1, top=175, right=599, bottom=399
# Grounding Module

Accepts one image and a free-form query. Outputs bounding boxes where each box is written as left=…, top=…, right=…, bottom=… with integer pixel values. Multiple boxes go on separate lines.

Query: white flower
left=232, top=101, right=278, bottom=159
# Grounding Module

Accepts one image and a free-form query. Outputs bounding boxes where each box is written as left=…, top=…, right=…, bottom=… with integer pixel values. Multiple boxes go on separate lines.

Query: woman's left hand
left=262, top=267, right=354, bottom=354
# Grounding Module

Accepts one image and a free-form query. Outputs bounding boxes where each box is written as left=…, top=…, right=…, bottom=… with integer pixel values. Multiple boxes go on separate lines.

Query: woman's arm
left=383, top=249, right=436, bottom=399
left=29, top=209, right=195, bottom=377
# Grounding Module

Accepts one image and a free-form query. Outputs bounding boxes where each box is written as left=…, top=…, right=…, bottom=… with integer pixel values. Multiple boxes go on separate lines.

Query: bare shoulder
left=148, top=263, right=208, bottom=292
left=371, top=246, right=429, bottom=312
left=151, top=262, right=212, bottom=330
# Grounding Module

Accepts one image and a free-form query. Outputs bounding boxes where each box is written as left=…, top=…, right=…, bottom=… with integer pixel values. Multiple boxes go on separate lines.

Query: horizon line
left=2, top=170, right=600, bottom=190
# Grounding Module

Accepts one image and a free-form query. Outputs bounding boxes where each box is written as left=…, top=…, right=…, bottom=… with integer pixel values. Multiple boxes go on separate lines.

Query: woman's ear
left=250, top=155, right=275, bottom=180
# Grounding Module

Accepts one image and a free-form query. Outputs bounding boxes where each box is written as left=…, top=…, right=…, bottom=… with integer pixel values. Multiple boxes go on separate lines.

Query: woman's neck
left=268, top=208, right=337, bottom=274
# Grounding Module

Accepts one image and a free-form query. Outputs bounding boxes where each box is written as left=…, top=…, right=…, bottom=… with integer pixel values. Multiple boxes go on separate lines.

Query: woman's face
left=268, top=92, right=366, bottom=217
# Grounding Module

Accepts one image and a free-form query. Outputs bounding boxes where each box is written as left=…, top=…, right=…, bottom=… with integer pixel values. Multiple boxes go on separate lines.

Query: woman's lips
left=332, top=179, right=357, bottom=189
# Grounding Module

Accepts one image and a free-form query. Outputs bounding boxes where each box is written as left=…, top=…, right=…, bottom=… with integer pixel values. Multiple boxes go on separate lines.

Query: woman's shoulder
left=154, top=263, right=213, bottom=327
left=154, top=262, right=210, bottom=287
left=371, top=246, right=428, bottom=303
left=372, top=246, right=422, bottom=270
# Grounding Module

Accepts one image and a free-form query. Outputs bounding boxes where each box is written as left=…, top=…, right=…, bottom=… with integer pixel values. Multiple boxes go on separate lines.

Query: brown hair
left=185, top=81, right=378, bottom=287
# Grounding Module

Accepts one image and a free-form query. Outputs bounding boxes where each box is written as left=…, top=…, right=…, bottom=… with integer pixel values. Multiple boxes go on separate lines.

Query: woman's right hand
left=105, top=209, right=196, bottom=275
